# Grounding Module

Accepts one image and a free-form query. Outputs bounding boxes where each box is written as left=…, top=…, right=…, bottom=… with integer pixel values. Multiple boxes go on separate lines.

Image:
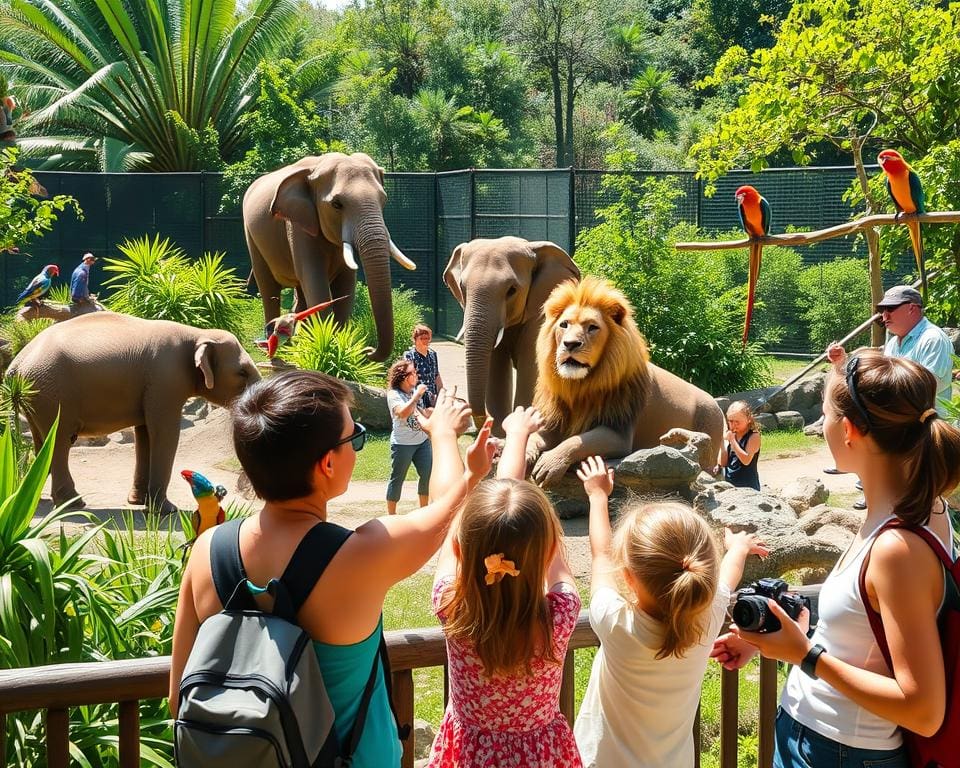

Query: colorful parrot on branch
left=735, top=185, right=771, bottom=346
left=877, top=149, right=927, bottom=298
left=16, top=264, right=59, bottom=306
left=179, top=469, right=227, bottom=560
left=255, top=296, right=348, bottom=358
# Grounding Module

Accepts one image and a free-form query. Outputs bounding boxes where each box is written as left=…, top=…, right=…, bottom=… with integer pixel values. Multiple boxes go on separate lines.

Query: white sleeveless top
left=781, top=510, right=955, bottom=750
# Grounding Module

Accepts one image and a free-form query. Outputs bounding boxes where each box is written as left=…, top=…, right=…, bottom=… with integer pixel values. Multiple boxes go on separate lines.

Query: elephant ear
left=195, top=341, right=216, bottom=390
left=524, top=241, right=581, bottom=324
left=443, top=243, right=469, bottom=306
left=271, top=167, right=319, bottom=237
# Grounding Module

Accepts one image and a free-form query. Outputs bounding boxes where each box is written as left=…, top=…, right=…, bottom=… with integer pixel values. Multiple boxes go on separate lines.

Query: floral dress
left=427, top=578, right=583, bottom=768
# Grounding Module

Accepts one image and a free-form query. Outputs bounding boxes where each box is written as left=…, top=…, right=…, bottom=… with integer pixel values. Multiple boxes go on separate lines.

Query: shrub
left=353, top=283, right=426, bottom=362
left=574, top=172, right=771, bottom=394
left=103, top=235, right=247, bottom=337
left=798, top=258, right=872, bottom=352
left=0, top=315, right=52, bottom=361
left=281, top=314, right=384, bottom=385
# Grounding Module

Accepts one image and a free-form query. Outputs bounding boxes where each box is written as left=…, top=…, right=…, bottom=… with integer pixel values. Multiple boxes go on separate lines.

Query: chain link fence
left=4, top=167, right=917, bottom=355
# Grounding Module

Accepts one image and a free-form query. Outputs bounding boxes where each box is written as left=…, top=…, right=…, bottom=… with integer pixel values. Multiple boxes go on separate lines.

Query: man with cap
left=825, top=285, right=954, bottom=508
left=70, top=252, right=97, bottom=305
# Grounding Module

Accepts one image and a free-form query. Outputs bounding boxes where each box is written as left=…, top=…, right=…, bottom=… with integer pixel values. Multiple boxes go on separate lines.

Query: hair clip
left=484, top=553, right=520, bottom=585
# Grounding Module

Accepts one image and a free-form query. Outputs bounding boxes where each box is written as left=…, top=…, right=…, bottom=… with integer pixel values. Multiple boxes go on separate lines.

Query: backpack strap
left=858, top=516, right=957, bottom=666
left=211, top=518, right=256, bottom=611
left=377, top=630, right=412, bottom=743
left=271, top=521, right=353, bottom=622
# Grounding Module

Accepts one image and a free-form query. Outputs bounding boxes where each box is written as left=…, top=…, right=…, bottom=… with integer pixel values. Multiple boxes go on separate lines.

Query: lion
left=527, top=276, right=725, bottom=486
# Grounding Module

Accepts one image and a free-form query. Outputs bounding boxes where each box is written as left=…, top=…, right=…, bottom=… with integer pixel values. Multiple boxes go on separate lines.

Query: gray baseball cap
left=876, top=285, right=922, bottom=309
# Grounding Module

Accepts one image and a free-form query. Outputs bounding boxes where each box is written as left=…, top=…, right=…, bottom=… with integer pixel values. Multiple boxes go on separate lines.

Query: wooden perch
left=675, top=211, right=960, bottom=251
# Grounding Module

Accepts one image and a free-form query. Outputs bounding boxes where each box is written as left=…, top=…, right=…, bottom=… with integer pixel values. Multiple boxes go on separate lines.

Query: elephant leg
left=247, top=230, right=282, bottom=330
left=144, top=409, right=181, bottom=516
left=486, top=347, right=514, bottom=436
left=128, top=424, right=150, bottom=505
left=513, top=321, right=541, bottom=410
left=330, top=270, right=358, bottom=325
left=289, top=229, right=333, bottom=312
left=50, top=426, right=83, bottom=509
left=294, top=286, right=308, bottom=314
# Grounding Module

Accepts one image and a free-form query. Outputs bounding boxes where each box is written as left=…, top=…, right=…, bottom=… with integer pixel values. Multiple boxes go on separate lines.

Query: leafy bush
left=281, top=314, right=383, bottom=385
left=353, top=283, right=425, bottom=362
left=0, top=313, right=53, bottom=362
left=574, top=172, right=771, bottom=394
left=798, top=258, right=872, bottom=352
left=103, top=235, right=247, bottom=337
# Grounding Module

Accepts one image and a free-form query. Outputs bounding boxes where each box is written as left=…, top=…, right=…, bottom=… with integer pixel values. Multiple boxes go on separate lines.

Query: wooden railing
left=1, top=589, right=820, bottom=768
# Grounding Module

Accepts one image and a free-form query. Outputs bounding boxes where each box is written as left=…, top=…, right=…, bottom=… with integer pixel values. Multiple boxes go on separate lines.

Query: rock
left=413, top=719, right=436, bottom=760
left=714, top=396, right=731, bottom=414
left=658, top=427, right=714, bottom=470
left=795, top=504, right=863, bottom=535
left=774, top=411, right=805, bottom=431
left=803, top=416, right=824, bottom=437
left=755, top=413, right=778, bottom=431
left=342, top=380, right=392, bottom=431
left=0, top=338, right=12, bottom=372
left=945, top=326, right=960, bottom=355
left=762, top=374, right=826, bottom=425
left=74, top=434, right=111, bottom=447
left=183, top=397, right=210, bottom=419
left=779, top=477, right=829, bottom=513
left=110, top=429, right=135, bottom=444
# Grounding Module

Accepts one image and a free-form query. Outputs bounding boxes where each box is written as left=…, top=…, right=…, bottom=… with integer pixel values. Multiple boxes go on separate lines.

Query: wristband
left=801, top=643, right=826, bottom=679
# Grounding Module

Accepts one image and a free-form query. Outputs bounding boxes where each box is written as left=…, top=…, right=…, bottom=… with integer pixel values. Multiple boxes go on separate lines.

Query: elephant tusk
left=455, top=322, right=466, bottom=342
left=495, top=327, right=504, bottom=348
left=342, top=241, right=359, bottom=270
left=390, top=239, right=417, bottom=270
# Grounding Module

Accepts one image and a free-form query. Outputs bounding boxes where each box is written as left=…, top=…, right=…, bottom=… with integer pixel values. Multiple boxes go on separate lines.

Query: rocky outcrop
left=779, top=476, right=829, bottom=513
left=16, top=300, right=107, bottom=323
left=342, top=380, right=393, bottom=431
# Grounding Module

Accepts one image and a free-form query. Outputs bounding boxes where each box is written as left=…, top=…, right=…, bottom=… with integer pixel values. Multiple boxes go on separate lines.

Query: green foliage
left=0, top=315, right=53, bottom=359
left=624, top=66, right=682, bottom=138
left=798, top=259, right=872, bottom=352
left=0, top=0, right=299, bottom=171
left=574, top=167, right=772, bottom=394
left=0, top=373, right=36, bottom=476
left=281, top=314, right=384, bottom=384
left=103, top=236, right=247, bottom=337
left=353, top=284, right=425, bottom=363
left=0, top=147, right=80, bottom=254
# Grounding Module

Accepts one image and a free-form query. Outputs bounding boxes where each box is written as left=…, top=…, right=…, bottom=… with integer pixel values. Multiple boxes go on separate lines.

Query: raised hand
left=501, top=406, right=544, bottom=438
left=417, top=387, right=472, bottom=436
left=465, top=417, right=496, bottom=481
left=576, top=455, right=614, bottom=499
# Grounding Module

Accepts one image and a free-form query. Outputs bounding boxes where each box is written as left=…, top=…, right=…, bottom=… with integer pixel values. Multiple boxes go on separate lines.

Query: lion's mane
left=533, top=276, right=650, bottom=437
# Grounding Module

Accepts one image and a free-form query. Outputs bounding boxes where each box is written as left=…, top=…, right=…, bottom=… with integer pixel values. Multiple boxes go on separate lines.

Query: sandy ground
left=34, top=340, right=858, bottom=577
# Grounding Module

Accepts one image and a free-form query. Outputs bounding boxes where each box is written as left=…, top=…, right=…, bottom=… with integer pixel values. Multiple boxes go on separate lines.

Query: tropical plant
left=281, top=314, right=383, bottom=385
left=0, top=146, right=79, bottom=253
left=624, top=66, right=681, bottom=138
left=353, top=283, right=425, bottom=363
left=0, top=315, right=52, bottom=359
left=103, top=236, right=247, bottom=337
left=0, top=0, right=299, bottom=171
left=0, top=372, right=35, bottom=475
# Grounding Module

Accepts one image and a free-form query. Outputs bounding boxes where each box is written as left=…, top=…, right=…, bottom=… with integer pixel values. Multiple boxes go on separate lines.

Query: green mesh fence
left=3, top=167, right=920, bottom=355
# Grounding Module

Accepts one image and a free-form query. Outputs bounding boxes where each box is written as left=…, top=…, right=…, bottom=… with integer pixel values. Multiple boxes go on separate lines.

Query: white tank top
left=781, top=510, right=955, bottom=750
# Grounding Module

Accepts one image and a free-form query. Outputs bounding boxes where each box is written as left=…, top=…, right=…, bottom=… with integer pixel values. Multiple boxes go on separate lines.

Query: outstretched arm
left=719, top=528, right=768, bottom=592
left=577, top=456, right=617, bottom=594
left=498, top=406, right=544, bottom=480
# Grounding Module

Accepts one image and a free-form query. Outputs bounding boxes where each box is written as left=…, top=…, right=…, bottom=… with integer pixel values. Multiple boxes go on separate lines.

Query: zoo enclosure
left=4, top=167, right=909, bottom=355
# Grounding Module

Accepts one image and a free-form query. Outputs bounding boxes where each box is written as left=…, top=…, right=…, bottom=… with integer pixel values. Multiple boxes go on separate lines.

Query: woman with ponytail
left=712, top=349, right=960, bottom=767
left=574, top=457, right=768, bottom=767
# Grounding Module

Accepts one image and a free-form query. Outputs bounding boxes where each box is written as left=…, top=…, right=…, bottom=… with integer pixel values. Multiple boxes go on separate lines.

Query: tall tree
left=690, top=0, right=960, bottom=341
left=0, top=0, right=298, bottom=171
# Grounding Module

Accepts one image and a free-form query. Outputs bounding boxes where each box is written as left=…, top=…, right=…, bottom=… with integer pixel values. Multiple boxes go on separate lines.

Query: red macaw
left=179, top=469, right=226, bottom=560
left=255, top=296, right=348, bottom=358
left=735, top=185, right=771, bottom=346
left=877, top=149, right=927, bottom=297
left=16, top=264, right=59, bottom=305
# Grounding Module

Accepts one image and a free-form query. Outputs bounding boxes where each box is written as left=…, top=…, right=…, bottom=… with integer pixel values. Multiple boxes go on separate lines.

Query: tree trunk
left=565, top=57, right=575, bottom=167
left=551, top=59, right=565, bottom=167
left=850, top=134, right=884, bottom=346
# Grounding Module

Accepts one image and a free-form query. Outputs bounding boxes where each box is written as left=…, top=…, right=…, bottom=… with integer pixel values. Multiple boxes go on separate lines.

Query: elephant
left=443, top=236, right=580, bottom=434
left=7, top=313, right=260, bottom=514
left=242, top=152, right=415, bottom=362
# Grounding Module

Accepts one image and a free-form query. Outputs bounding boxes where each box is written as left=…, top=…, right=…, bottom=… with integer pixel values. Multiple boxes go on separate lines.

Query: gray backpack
left=174, top=518, right=381, bottom=768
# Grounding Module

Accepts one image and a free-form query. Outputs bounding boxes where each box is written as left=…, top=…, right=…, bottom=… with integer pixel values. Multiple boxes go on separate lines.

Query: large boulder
left=342, top=380, right=392, bottom=431
left=761, top=373, right=827, bottom=425
left=944, top=326, right=959, bottom=355
left=780, top=476, right=829, bottom=513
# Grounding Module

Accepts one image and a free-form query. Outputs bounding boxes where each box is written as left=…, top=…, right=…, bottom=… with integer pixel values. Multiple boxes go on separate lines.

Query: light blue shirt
left=884, top=316, right=954, bottom=415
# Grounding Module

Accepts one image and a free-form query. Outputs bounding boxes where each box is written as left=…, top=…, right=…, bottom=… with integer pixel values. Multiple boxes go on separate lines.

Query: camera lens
left=732, top=595, right=769, bottom=632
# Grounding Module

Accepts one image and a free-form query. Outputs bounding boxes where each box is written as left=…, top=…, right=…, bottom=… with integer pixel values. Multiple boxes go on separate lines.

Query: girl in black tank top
left=717, top=400, right=762, bottom=490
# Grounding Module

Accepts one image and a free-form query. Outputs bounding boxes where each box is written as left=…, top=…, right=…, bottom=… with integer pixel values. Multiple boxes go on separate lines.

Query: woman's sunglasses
left=844, top=357, right=873, bottom=432
left=333, top=422, right=367, bottom=452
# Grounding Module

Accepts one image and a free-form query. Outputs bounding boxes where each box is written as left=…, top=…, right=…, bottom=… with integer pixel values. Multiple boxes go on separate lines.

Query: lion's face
left=551, top=304, right=611, bottom=380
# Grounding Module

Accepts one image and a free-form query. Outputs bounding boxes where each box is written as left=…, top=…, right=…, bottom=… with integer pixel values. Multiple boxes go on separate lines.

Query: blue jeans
left=386, top=440, right=432, bottom=502
left=774, top=708, right=908, bottom=768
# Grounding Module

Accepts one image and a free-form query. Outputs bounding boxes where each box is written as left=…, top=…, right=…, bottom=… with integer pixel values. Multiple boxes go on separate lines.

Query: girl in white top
left=712, top=350, right=960, bottom=768
left=573, top=456, right=768, bottom=767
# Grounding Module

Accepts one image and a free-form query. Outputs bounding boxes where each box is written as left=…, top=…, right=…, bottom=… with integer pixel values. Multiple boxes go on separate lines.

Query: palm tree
left=412, top=88, right=475, bottom=170
left=623, top=66, right=681, bottom=139
left=0, top=0, right=298, bottom=171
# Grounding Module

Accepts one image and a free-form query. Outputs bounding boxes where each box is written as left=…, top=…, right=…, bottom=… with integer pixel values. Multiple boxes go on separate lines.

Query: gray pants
left=386, top=440, right=432, bottom=502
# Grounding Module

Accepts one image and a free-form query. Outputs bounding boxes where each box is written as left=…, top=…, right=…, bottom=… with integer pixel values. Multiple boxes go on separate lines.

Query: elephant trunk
left=462, top=302, right=502, bottom=422
left=354, top=207, right=394, bottom=362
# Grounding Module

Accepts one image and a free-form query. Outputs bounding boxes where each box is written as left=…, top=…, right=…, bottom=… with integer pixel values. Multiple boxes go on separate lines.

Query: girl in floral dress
left=427, top=406, right=582, bottom=768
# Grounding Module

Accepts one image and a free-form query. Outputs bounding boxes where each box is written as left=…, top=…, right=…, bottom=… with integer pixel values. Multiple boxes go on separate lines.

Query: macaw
left=255, top=296, right=348, bottom=358
left=735, top=186, right=771, bottom=346
left=179, top=469, right=227, bottom=559
left=877, top=149, right=927, bottom=297
left=16, top=264, right=59, bottom=305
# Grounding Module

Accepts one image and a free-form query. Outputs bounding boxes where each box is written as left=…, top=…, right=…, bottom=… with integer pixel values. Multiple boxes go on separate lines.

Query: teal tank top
left=313, top=617, right=403, bottom=767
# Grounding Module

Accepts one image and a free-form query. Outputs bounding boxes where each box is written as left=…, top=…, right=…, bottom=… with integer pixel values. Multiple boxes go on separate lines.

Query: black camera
left=732, top=577, right=810, bottom=633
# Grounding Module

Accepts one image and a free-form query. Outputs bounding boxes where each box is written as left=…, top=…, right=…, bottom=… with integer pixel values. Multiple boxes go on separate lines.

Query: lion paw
left=531, top=450, right=571, bottom=487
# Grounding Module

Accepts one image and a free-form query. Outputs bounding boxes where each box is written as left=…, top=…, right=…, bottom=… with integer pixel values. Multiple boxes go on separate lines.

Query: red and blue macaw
left=179, top=469, right=227, bottom=559
left=735, top=185, right=771, bottom=346
left=255, top=296, right=348, bottom=358
left=16, top=264, right=59, bottom=305
left=877, top=149, right=926, bottom=297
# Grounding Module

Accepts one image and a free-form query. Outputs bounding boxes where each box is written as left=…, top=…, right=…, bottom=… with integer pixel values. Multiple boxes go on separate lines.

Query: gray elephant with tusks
left=242, top=153, right=416, bottom=362
left=444, top=236, right=580, bottom=435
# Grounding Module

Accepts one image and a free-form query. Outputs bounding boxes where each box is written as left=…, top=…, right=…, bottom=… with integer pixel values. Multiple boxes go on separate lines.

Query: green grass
left=763, top=355, right=827, bottom=385
left=760, top=429, right=822, bottom=459
left=352, top=432, right=476, bottom=482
